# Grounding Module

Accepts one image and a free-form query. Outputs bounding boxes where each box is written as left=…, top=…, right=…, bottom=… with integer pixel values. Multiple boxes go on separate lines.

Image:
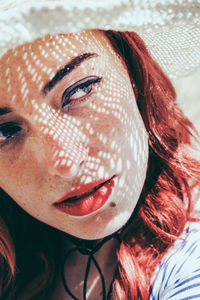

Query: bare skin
left=51, top=237, right=118, bottom=300
left=0, top=30, right=149, bottom=298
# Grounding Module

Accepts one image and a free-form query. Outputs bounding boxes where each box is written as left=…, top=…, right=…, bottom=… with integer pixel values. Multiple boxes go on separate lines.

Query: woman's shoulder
left=150, top=193, right=200, bottom=300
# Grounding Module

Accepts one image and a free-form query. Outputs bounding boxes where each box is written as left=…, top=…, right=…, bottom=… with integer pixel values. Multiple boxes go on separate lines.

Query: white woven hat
left=0, top=0, right=200, bottom=80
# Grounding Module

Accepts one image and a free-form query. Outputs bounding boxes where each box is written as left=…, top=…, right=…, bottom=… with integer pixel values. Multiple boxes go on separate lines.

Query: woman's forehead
left=0, top=30, right=114, bottom=108
left=1, top=30, right=107, bottom=61
left=0, top=30, right=108, bottom=77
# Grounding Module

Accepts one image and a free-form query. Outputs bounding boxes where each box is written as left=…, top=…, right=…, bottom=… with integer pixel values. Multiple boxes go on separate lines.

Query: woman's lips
left=54, top=175, right=116, bottom=216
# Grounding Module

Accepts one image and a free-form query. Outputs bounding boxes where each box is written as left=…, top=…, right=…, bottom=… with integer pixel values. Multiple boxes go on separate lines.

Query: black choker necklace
left=61, top=232, right=121, bottom=300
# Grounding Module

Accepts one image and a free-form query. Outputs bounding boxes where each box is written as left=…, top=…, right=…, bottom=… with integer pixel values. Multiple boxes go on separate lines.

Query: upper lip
left=54, top=175, right=116, bottom=205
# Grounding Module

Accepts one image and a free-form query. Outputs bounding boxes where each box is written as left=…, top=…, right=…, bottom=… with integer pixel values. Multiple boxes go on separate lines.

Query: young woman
left=0, top=1, right=200, bottom=300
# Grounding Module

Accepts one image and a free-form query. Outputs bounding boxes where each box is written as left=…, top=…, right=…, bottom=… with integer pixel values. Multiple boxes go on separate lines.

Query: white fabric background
left=174, top=69, right=200, bottom=132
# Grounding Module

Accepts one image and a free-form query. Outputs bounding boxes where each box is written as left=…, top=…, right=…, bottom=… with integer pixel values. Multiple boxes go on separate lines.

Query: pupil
left=2, top=125, right=21, bottom=138
left=83, top=84, right=92, bottom=93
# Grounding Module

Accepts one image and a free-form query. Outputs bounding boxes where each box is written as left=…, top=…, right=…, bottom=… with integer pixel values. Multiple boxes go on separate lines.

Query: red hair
left=0, top=30, right=199, bottom=299
left=104, top=31, right=200, bottom=299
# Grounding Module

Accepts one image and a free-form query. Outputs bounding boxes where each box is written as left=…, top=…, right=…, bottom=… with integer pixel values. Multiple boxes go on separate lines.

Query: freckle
left=110, top=202, right=116, bottom=208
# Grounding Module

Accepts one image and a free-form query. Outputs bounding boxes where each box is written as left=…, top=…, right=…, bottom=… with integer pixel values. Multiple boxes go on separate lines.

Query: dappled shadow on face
left=0, top=31, right=148, bottom=237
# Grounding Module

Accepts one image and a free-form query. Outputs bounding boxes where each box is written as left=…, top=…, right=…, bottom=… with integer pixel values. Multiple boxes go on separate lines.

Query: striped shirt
left=150, top=219, right=200, bottom=299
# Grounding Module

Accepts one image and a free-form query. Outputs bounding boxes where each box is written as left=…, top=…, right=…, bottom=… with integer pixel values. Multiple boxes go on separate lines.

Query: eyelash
left=0, top=122, right=23, bottom=148
left=61, top=76, right=102, bottom=112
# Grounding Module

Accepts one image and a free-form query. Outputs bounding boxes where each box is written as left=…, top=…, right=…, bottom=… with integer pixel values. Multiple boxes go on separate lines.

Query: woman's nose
left=44, top=133, right=88, bottom=179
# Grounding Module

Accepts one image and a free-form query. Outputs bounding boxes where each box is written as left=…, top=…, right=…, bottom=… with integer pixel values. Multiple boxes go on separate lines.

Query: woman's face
left=0, top=30, right=148, bottom=239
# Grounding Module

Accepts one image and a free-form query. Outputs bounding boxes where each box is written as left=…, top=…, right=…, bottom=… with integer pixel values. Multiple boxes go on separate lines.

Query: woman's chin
left=65, top=212, right=132, bottom=240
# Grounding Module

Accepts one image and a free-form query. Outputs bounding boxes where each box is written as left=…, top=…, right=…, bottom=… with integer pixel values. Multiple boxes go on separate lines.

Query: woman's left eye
left=61, top=76, right=102, bottom=111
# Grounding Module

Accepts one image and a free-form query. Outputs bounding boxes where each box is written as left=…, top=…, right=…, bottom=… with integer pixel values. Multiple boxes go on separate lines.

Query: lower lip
left=54, top=177, right=115, bottom=217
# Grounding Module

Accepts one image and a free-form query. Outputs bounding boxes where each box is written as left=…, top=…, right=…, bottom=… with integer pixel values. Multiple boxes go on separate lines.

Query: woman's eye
left=0, top=122, right=22, bottom=145
left=61, top=76, right=102, bottom=111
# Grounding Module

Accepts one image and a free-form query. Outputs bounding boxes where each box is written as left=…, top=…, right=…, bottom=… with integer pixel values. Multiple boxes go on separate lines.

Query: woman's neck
left=51, top=234, right=119, bottom=300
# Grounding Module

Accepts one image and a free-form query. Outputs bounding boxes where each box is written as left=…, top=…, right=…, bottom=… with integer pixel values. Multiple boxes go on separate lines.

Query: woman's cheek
left=0, top=142, right=41, bottom=194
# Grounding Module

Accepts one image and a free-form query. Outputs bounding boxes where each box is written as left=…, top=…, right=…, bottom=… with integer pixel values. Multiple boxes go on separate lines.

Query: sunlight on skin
left=0, top=30, right=148, bottom=239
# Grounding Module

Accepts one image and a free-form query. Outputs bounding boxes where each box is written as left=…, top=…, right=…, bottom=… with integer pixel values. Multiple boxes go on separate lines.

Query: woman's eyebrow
left=0, top=107, right=12, bottom=116
left=42, top=52, right=98, bottom=95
